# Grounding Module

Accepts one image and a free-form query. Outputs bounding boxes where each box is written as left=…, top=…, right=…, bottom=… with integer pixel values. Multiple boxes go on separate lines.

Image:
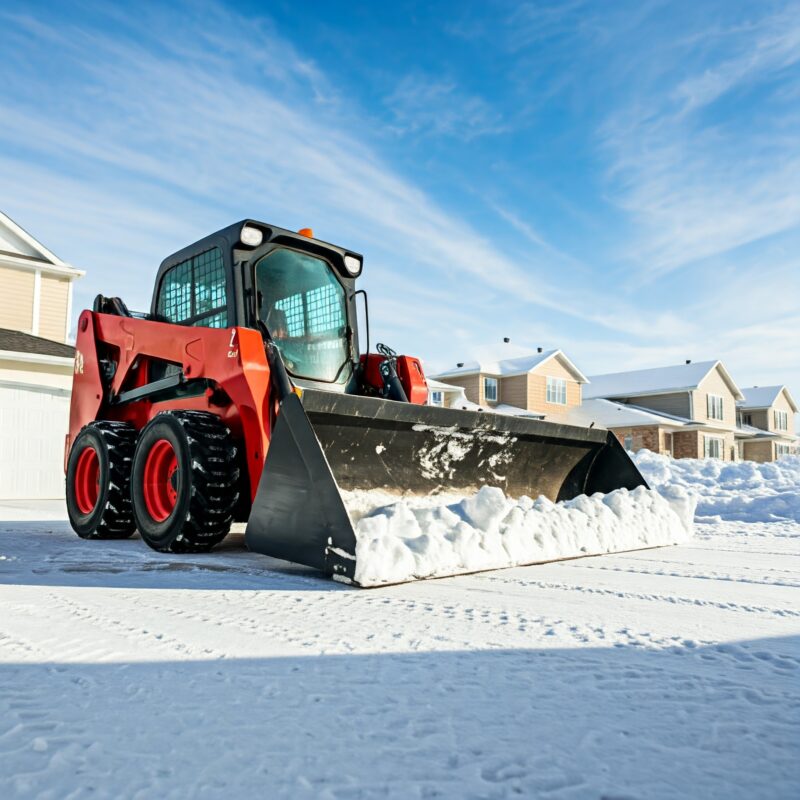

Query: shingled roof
left=0, top=327, right=75, bottom=358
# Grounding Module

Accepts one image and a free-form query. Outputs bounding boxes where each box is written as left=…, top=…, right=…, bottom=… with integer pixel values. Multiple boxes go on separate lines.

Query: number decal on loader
left=74, top=350, right=85, bottom=374
left=227, top=330, right=238, bottom=359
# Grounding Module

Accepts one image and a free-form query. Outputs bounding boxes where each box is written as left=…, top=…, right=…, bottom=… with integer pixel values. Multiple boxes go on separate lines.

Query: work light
left=240, top=225, right=263, bottom=247
left=344, top=254, right=362, bottom=276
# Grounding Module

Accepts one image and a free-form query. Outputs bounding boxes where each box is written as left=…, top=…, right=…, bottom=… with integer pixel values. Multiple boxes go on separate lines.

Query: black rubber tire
left=66, top=421, right=137, bottom=539
left=131, top=411, right=239, bottom=553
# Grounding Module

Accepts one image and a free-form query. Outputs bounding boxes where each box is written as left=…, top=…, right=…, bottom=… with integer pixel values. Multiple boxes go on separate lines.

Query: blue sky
left=1, top=0, right=799, bottom=392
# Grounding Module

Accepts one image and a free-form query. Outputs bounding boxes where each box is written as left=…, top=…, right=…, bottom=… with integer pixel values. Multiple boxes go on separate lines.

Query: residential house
left=432, top=349, right=588, bottom=419
left=0, top=211, right=83, bottom=499
left=584, top=360, right=744, bottom=460
left=426, top=378, right=467, bottom=409
left=563, top=398, right=704, bottom=452
left=736, top=386, right=798, bottom=462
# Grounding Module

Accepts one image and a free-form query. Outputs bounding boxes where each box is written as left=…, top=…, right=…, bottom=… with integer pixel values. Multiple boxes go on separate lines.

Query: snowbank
left=634, top=450, right=800, bottom=523
left=345, top=485, right=695, bottom=587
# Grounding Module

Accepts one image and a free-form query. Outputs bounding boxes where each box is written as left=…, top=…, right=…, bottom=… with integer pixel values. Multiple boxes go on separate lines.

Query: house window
left=707, top=394, right=724, bottom=421
left=776, top=443, right=791, bottom=458
left=774, top=410, right=788, bottom=431
left=623, top=434, right=634, bottom=451
left=483, top=377, right=498, bottom=403
left=430, top=390, right=444, bottom=407
left=546, top=376, right=567, bottom=405
left=156, top=247, right=228, bottom=328
left=740, top=412, right=752, bottom=427
left=704, top=436, right=723, bottom=459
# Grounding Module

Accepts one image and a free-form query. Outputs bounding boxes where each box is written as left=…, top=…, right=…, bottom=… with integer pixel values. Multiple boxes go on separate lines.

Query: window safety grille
left=275, top=283, right=344, bottom=338
left=157, top=247, right=227, bottom=328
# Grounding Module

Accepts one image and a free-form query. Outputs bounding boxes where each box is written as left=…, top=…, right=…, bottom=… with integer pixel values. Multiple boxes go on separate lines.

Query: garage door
left=0, top=382, right=71, bottom=499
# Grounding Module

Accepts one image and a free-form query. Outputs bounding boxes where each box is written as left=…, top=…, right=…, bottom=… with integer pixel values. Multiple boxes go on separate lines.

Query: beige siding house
left=433, top=349, right=588, bottom=418
left=427, top=378, right=467, bottom=408
left=584, top=360, right=744, bottom=461
left=736, top=386, right=799, bottom=462
left=0, top=211, right=83, bottom=499
left=0, top=212, right=82, bottom=342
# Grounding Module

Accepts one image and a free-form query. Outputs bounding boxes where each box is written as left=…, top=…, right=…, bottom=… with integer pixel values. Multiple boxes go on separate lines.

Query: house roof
left=426, top=378, right=465, bottom=392
left=493, top=404, right=545, bottom=419
left=738, top=385, right=798, bottom=413
left=0, top=211, right=84, bottom=278
left=735, top=422, right=799, bottom=442
left=434, top=349, right=588, bottom=383
left=0, top=327, right=75, bottom=359
left=562, top=398, right=695, bottom=431
left=585, top=360, right=744, bottom=402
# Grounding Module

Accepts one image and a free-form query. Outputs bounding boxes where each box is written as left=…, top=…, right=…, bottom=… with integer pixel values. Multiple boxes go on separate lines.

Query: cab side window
left=156, top=247, right=228, bottom=328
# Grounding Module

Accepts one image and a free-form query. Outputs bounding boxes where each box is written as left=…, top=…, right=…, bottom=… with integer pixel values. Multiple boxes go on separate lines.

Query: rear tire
left=131, top=411, right=239, bottom=553
left=66, top=422, right=137, bottom=539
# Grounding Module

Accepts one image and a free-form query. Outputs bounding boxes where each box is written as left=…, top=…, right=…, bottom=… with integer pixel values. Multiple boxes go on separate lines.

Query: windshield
left=255, top=248, right=350, bottom=384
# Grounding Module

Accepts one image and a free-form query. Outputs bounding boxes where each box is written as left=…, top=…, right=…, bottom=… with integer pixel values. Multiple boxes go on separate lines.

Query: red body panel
left=396, top=356, right=428, bottom=405
left=68, top=311, right=272, bottom=503
left=359, top=353, right=385, bottom=393
left=358, top=354, right=428, bottom=404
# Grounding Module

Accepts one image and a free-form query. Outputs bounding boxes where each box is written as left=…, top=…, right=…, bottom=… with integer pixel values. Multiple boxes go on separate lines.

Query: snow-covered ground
left=2, top=455, right=799, bottom=798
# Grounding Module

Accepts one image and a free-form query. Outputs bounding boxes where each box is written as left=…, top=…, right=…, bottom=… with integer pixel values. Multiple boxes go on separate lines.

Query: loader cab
left=151, top=220, right=363, bottom=391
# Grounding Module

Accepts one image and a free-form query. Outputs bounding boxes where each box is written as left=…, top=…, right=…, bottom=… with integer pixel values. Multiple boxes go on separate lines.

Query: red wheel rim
left=143, top=439, right=179, bottom=522
left=74, top=446, right=100, bottom=514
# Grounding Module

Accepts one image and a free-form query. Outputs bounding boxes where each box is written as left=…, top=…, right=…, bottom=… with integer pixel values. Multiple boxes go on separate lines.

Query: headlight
left=344, top=254, right=362, bottom=276
left=240, top=225, right=264, bottom=247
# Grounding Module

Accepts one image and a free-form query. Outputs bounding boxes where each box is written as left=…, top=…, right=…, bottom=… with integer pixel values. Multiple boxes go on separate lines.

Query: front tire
left=66, top=422, right=137, bottom=539
left=131, top=411, right=239, bottom=553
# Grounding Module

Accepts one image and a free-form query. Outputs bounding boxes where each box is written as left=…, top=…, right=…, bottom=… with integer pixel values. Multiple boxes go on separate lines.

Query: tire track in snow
left=567, top=562, right=800, bottom=588
left=45, top=592, right=230, bottom=661
left=480, top=576, right=800, bottom=618
left=691, top=546, right=800, bottom=558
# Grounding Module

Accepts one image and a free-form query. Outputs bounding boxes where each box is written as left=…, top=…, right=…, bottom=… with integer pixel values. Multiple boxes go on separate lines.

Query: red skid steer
left=65, top=221, right=647, bottom=585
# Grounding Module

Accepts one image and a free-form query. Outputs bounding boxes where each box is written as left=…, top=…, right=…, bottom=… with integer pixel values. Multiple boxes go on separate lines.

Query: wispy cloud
left=385, top=74, right=506, bottom=140
left=0, top=1, right=671, bottom=348
left=600, top=4, right=800, bottom=279
left=673, top=13, right=800, bottom=115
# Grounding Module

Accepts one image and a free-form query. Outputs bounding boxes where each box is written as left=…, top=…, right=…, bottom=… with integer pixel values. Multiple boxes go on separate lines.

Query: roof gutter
left=0, top=349, right=75, bottom=367
left=0, top=253, right=85, bottom=278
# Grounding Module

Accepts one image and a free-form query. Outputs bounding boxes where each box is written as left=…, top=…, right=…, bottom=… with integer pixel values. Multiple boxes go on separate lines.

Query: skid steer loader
left=65, top=220, right=648, bottom=585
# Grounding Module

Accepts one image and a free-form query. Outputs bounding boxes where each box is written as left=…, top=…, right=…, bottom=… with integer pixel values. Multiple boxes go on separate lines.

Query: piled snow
left=346, top=485, right=695, bottom=586
left=635, top=450, right=800, bottom=523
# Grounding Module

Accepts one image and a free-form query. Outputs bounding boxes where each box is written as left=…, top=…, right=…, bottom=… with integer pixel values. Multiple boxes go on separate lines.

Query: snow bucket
left=245, top=389, right=650, bottom=585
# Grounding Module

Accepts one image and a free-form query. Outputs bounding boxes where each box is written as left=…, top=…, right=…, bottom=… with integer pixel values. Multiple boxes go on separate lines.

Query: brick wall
left=672, top=431, right=701, bottom=459
left=611, top=425, right=663, bottom=453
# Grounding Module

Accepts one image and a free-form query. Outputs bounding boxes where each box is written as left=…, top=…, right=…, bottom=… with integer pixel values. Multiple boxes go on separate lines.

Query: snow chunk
left=345, top=485, right=695, bottom=587
left=634, top=450, right=800, bottom=523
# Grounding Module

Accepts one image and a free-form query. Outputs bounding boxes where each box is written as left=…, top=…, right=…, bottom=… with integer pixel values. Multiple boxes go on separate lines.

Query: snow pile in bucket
left=634, top=450, right=800, bottom=523
left=345, top=485, right=695, bottom=587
